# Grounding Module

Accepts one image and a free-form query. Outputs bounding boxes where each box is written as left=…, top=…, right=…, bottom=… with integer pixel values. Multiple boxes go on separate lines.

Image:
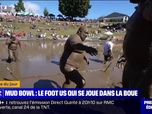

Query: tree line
left=14, top=0, right=91, bottom=20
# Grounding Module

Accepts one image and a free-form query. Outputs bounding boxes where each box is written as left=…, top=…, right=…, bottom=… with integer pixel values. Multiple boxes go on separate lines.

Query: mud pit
left=0, top=40, right=123, bottom=88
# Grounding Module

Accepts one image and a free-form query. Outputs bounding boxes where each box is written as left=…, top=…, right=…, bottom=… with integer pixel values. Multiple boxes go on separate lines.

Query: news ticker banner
left=0, top=99, right=140, bottom=112
left=0, top=88, right=140, bottom=99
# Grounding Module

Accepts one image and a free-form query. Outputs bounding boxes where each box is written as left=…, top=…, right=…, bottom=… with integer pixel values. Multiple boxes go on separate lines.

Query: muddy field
left=0, top=40, right=123, bottom=88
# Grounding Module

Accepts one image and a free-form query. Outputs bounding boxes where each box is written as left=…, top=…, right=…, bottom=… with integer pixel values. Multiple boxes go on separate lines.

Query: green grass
left=113, top=32, right=126, bottom=36
left=0, top=21, right=126, bottom=38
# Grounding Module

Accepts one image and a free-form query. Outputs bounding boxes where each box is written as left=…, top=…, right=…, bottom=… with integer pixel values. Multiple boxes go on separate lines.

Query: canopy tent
left=0, top=12, right=11, bottom=16
left=0, top=12, right=7, bottom=15
left=16, top=12, right=22, bottom=15
left=16, top=11, right=34, bottom=16
left=21, top=12, right=34, bottom=16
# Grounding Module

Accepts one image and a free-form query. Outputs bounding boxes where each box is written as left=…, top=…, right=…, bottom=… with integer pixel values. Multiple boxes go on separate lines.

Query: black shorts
left=63, top=70, right=85, bottom=84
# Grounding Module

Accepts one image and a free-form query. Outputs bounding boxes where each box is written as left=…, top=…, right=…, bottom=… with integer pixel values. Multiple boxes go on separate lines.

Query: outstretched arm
left=72, top=43, right=98, bottom=56
left=70, top=35, right=98, bottom=56
left=69, top=35, right=98, bottom=56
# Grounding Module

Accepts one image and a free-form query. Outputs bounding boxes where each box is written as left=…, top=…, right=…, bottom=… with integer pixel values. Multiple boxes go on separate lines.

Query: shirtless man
left=5, top=34, right=22, bottom=62
left=117, top=0, right=152, bottom=97
left=60, top=26, right=98, bottom=88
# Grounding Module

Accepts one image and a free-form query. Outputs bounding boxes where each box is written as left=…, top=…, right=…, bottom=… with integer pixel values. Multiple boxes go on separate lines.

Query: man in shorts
left=60, top=26, right=98, bottom=88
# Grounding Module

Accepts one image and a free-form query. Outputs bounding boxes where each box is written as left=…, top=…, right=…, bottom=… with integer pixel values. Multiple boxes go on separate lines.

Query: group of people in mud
left=5, top=0, right=152, bottom=98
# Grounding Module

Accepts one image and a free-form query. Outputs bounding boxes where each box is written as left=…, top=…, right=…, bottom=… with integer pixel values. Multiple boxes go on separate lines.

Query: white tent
left=16, top=12, right=22, bottom=15
left=0, top=12, right=7, bottom=16
left=16, top=11, right=34, bottom=16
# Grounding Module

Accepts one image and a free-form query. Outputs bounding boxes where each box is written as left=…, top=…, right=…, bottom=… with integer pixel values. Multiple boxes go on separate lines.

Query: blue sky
left=1, top=1, right=137, bottom=19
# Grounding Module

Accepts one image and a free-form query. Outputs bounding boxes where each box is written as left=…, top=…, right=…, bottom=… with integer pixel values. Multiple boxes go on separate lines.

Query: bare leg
left=62, top=65, right=74, bottom=88
left=8, top=49, right=12, bottom=59
left=67, top=70, right=86, bottom=88
left=7, top=49, right=13, bottom=63
left=13, top=50, right=19, bottom=62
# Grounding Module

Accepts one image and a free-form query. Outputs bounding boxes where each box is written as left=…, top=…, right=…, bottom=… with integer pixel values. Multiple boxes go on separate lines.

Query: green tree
left=58, top=0, right=91, bottom=20
left=43, top=8, right=49, bottom=17
left=14, top=0, right=25, bottom=12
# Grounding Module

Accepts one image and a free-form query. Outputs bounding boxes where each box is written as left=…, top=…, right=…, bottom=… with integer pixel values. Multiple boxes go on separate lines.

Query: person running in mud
left=60, top=26, right=98, bottom=88
left=5, top=34, right=22, bottom=62
left=116, top=0, right=152, bottom=98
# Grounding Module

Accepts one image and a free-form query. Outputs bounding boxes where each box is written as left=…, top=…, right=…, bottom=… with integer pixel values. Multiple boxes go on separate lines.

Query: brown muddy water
left=0, top=40, right=123, bottom=87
